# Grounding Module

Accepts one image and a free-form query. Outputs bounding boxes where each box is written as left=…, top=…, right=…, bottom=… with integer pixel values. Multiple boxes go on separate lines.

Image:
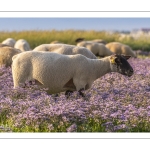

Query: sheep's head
left=75, top=38, right=84, bottom=43
left=109, top=54, right=134, bottom=77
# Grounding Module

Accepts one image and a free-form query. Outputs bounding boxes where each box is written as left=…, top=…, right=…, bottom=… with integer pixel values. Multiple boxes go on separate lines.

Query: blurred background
left=1, top=18, right=150, bottom=52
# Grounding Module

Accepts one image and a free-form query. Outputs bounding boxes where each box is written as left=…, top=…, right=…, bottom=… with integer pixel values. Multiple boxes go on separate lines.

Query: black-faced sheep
left=105, top=42, right=137, bottom=58
left=0, top=47, right=22, bottom=67
left=33, top=44, right=97, bottom=59
left=2, top=38, right=16, bottom=47
left=14, top=39, right=31, bottom=52
left=12, top=51, right=134, bottom=97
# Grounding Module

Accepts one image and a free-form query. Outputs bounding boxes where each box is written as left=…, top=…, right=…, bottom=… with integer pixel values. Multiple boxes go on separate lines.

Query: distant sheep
left=75, top=38, right=107, bottom=44
left=75, top=38, right=85, bottom=43
left=2, top=38, right=16, bottom=47
left=105, top=42, right=137, bottom=58
left=0, top=47, right=21, bottom=67
left=77, top=41, right=113, bottom=57
left=12, top=51, right=133, bottom=97
left=50, top=40, right=63, bottom=44
left=14, top=39, right=31, bottom=52
left=0, top=43, right=10, bottom=47
left=33, top=44, right=97, bottom=59
left=91, top=39, right=107, bottom=44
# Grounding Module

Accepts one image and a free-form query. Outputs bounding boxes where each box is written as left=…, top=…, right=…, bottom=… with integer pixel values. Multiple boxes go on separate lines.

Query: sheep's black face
left=75, top=38, right=84, bottom=43
left=110, top=54, right=134, bottom=77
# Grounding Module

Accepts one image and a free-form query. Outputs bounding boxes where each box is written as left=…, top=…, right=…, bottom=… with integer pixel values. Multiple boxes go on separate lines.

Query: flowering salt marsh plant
left=0, top=57, right=150, bottom=132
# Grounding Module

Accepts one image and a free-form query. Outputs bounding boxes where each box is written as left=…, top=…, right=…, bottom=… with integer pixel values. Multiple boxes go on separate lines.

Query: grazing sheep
left=33, top=44, right=97, bottom=59
left=12, top=51, right=133, bottom=97
left=75, top=38, right=107, bottom=44
left=76, top=41, right=113, bottom=57
left=75, top=38, right=85, bottom=43
left=0, top=47, right=21, bottom=67
left=105, top=42, right=137, bottom=58
left=50, top=40, right=62, bottom=44
left=14, top=39, right=31, bottom=52
left=0, top=43, right=10, bottom=47
left=2, top=38, right=16, bottom=47
left=91, top=39, right=107, bottom=44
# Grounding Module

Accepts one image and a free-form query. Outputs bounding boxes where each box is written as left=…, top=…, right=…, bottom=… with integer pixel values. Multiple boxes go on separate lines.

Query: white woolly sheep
left=91, top=39, right=107, bottom=44
left=14, top=39, right=31, bottom=52
left=12, top=51, right=133, bottom=97
left=50, top=40, right=63, bottom=44
left=0, top=43, right=10, bottom=47
left=76, top=41, right=113, bottom=57
left=105, top=42, right=137, bottom=58
left=33, top=44, right=97, bottom=59
left=0, top=47, right=22, bottom=67
left=2, top=38, right=16, bottom=47
left=75, top=38, right=107, bottom=44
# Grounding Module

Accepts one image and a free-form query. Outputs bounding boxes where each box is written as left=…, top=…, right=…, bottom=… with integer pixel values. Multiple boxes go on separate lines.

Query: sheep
left=75, top=38, right=107, bottom=44
left=0, top=47, right=22, bottom=67
left=76, top=41, right=113, bottom=57
left=33, top=44, right=97, bottom=59
left=50, top=40, right=63, bottom=44
left=12, top=51, right=134, bottom=97
left=75, top=38, right=85, bottom=43
left=0, top=43, right=10, bottom=47
left=105, top=42, right=137, bottom=58
left=2, top=38, right=16, bottom=47
left=14, top=39, right=31, bottom=52
left=91, top=39, right=107, bottom=44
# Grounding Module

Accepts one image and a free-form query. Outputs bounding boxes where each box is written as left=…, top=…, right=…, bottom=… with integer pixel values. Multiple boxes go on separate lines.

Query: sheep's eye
left=115, top=58, right=120, bottom=63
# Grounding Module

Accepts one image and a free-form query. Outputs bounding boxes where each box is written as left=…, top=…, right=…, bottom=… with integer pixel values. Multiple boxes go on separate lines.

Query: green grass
left=1, top=30, right=150, bottom=51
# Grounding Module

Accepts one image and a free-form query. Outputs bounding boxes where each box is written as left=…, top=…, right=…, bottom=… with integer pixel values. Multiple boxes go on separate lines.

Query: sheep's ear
left=110, top=55, right=117, bottom=64
left=75, top=38, right=84, bottom=43
left=122, top=55, right=131, bottom=60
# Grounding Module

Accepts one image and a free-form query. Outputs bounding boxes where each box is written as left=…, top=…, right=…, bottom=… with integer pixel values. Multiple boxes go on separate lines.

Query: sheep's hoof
left=54, top=94, right=59, bottom=97
left=79, top=91, right=85, bottom=97
left=78, top=88, right=86, bottom=98
left=51, top=94, right=59, bottom=102
left=65, top=90, right=73, bottom=99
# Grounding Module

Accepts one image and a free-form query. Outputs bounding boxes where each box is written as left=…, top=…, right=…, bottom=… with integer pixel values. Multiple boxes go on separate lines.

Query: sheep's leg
left=65, top=90, right=73, bottom=98
left=73, top=78, right=86, bottom=91
left=54, top=93, right=59, bottom=97
left=78, top=88, right=85, bottom=97
left=12, top=64, right=31, bottom=88
left=51, top=93, right=59, bottom=102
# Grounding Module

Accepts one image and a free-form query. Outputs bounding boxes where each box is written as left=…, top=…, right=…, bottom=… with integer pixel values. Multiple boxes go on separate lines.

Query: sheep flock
left=1, top=35, right=150, bottom=132
left=0, top=37, right=136, bottom=97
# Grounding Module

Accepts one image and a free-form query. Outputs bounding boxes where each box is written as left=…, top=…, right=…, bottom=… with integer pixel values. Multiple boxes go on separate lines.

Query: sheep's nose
left=128, top=69, right=134, bottom=77
left=130, top=69, right=134, bottom=73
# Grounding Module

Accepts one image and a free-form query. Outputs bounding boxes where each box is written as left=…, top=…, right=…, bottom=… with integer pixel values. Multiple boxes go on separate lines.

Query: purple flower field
left=0, top=57, right=150, bottom=132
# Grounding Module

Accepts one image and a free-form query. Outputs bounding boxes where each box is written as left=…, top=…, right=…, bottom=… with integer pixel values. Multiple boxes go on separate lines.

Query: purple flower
left=66, top=123, right=77, bottom=132
left=0, top=57, right=150, bottom=132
